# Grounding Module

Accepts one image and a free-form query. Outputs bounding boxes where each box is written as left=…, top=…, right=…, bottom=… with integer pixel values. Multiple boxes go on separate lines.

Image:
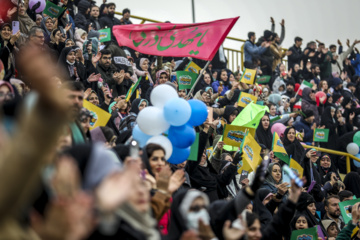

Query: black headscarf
left=283, top=127, right=305, bottom=163
left=129, top=98, right=148, bottom=115
left=253, top=188, right=273, bottom=229
left=290, top=213, right=313, bottom=232
left=296, top=192, right=328, bottom=238
left=302, top=87, right=316, bottom=105
left=222, top=106, right=239, bottom=124
left=320, top=106, right=338, bottom=135
left=343, top=172, right=360, bottom=198
left=57, top=46, right=79, bottom=80
left=316, top=153, right=339, bottom=185
left=255, top=113, right=273, bottom=149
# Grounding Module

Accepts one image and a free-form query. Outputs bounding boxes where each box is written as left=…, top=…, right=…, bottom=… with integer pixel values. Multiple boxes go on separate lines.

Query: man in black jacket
left=99, top=3, right=121, bottom=29
left=74, top=0, right=90, bottom=31
left=288, top=36, right=303, bottom=70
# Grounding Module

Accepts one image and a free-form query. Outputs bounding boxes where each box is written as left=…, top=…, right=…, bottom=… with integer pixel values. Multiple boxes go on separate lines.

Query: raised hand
left=270, top=17, right=275, bottom=24
left=65, top=23, right=72, bottom=32
left=7, top=7, right=17, bottom=18
left=92, top=52, right=101, bottom=65
left=168, top=169, right=185, bottom=194
left=10, top=31, right=20, bottom=45
left=198, top=219, right=215, bottom=240
left=223, top=218, right=245, bottom=240
left=83, top=88, right=92, bottom=100
left=337, top=39, right=342, bottom=46
left=87, top=73, right=101, bottom=82
left=276, top=182, right=290, bottom=196
left=280, top=19, right=285, bottom=26
left=347, top=39, right=350, bottom=47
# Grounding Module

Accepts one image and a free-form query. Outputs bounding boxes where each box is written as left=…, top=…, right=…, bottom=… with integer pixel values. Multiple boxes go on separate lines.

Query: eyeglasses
left=35, top=35, right=45, bottom=39
left=0, top=92, right=14, bottom=99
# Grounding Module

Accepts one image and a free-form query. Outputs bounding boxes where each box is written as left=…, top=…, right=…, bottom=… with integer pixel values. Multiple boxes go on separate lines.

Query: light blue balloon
left=167, top=146, right=191, bottom=164
left=187, top=99, right=208, bottom=127
left=354, top=153, right=360, bottom=168
left=163, top=98, right=192, bottom=126
left=132, top=125, right=152, bottom=148
left=168, top=124, right=196, bottom=148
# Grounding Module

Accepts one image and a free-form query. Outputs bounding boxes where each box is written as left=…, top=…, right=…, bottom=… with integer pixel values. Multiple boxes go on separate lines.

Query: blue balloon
left=168, top=124, right=196, bottom=148
left=187, top=99, right=208, bottom=127
left=132, top=125, right=152, bottom=148
left=163, top=98, right=192, bottom=126
left=354, top=153, right=360, bottom=168
left=167, top=146, right=191, bottom=164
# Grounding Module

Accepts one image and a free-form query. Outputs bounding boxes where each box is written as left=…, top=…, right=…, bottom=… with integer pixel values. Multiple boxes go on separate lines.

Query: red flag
left=112, top=17, right=239, bottom=61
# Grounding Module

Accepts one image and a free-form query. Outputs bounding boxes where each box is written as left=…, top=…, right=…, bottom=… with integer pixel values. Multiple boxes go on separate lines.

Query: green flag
left=256, top=75, right=271, bottom=84
left=232, top=102, right=269, bottom=129
left=313, top=128, right=329, bottom=142
left=43, top=1, right=64, bottom=18
left=125, top=77, right=141, bottom=102
left=99, top=28, right=112, bottom=42
left=290, top=227, right=318, bottom=240
left=339, top=198, right=360, bottom=223
left=176, top=71, right=199, bottom=90
left=188, top=133, right=199, bottom=161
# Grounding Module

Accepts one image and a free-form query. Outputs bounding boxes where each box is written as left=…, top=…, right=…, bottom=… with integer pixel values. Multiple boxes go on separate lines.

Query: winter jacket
left=74, top=0, right=90, bottom=31
left=244, top=40, right=267, bottom=62
left=336, top=220, right=357, bottom=240
left=293, top=118, right=314, bottom=143
left=287, top=44, right=302, bottom=70
left=211, top=80, right=230, bottom=96
left=99, top=14, right=121, bottom=29
left=89, top=16, right=101, bottom=30
left=351, top=53, right=360, bottom=76
left=74, top=28, right=86, bottom=49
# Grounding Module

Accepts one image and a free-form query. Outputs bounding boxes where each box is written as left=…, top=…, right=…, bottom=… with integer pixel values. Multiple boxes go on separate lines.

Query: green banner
left=176, top=71, right=199, bottom=90
left=188, top=132, right=199, bottom=161
left=256, top=75, right=271, bottom=84
left=99, top=28, right=112, bottom=42
left=43, top=1, right=64, bottom=18
left=290, top=227, right=318, bottom=240
left=339, top=198, right=360, bottom=224
left=125, top=77, right=141, bottom=102
left=313, top=128, right=329, bottom=142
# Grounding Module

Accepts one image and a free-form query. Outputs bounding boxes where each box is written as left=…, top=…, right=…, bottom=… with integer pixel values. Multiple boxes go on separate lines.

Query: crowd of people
left=1, top=0, right=360, bottom=239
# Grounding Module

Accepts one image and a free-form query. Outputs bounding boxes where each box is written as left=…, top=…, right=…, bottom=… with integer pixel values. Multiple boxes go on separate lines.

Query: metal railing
left=303, top=145, right=360, bottom=174
left=115, top=12, right=288, bottom=72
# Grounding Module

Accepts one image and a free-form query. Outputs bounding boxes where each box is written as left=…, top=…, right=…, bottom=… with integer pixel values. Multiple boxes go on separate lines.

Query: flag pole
left=187, top=60, right=211, bottom=98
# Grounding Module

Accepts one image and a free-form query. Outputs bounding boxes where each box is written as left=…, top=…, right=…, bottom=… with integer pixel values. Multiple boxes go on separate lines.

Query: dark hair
left=295, top=36, right=303, bottom=42
left=63, top=81, right=85, bottom=92
left=107, top=2, right=116, bottom=8
left=338, top=190, right=354, bottom=201
left=248, top=32, right=255, bottom=39
left=324, top=195, right=340, bottom=207
left=311, top=64, right=320, bottom=71
left=146, top=143, right=166, bottom=159
left=319, top=43, right=325, bottom=47
left=90, top=5, right=99, bottom=10
left=246, top=212, right=259, bottom=227
left=307, top=41, right=316, bottom=47
left=100, top=126, right=115, bottom=142
left=329, top=44, right=336, bottom=50
left=122, top=8, right=130, bottom=14
left=52, top=29, right=60, bottom=37
left=100, top=49, right=112, bottom=56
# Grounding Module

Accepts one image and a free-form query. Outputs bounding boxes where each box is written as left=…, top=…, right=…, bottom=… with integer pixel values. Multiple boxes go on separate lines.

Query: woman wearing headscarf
left=167, top=189, right=214, bottom=240
left=316, top=154, right=339, bottom=186
left=145, top=70, right=170, bottom=102
left=255, top=113, right=273, bottom=149
left=82, top=37, right=99, bottom=61
left=283, top=127, right=305, bottom=163
left=194, top=72, right=213, bottom=94
left=212, top=69, right=230, bottom=96
left=301, top=87, right=320, bottom=125
left=216, top=106, right=239, bottom=135
left=261, top=162, right=289, bottom=203
left=0, top=23, right=19, bottom=79
left=320, top=106, right=339, bottom=149
left=295, top=192, right=328, bottom=238
left=343, top=172, right=360, bottom=198
left=48, top=29, right=65, bottom=56
left=41, top=16, right=57, bottom=44
left=90, top=126, right=117, bottom=148
left=17, top=2, right=36, bottom=44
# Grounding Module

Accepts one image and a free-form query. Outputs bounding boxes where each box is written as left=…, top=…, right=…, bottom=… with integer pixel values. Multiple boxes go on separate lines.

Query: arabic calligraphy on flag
left=112, top=17, right=239, bottom=61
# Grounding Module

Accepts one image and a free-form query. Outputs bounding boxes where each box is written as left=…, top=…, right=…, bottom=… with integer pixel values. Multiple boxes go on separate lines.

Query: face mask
left=66, top=60, right=75, bottom=65
left=186, top=209, right=210, bottom=230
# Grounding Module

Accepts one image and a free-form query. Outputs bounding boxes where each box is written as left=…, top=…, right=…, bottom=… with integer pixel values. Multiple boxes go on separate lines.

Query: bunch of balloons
left=132, top=84, right=208, bottom=164
left=346, top=131, right=360, bottom=167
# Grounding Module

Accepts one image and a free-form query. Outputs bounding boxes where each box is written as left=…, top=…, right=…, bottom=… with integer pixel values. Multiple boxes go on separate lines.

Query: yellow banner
left=241, top=133, right=262, bottom=172
left=272, top=132, right=290, bottom=164
left=240, top=68, right=256, bottom=85
left=83, top=100, right=111, bottom=130
left=289, top=159, right=304, bottom=178
left=223, top=124, right=255, bottom=147
left=238, top=92, right=257, bottom=108
left=185, top=61, right=202, bottom=74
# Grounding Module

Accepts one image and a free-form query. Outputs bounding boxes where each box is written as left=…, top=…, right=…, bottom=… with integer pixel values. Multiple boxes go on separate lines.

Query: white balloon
left=347, top=142, right=360, bottom=156
left=147, top=135, right=173, bottom=160
left=137, top=106, right=170, bottom=135
left=150, top=84, right=179, bottom=108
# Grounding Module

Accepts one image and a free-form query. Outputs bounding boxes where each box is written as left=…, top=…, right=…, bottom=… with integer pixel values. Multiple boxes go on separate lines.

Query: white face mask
left=186, top=209, right=210, bottom=230
left=66, top=60, right=75, bottom=65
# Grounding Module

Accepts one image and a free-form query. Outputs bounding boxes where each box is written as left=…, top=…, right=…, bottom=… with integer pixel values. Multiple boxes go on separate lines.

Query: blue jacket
left=351, top=53, right=360, bottom=76
left=212, top=81, right=229, bottom=96
left=293, top=118, right=313, bottom=143
left=244, top=40, right=266, bottom=62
